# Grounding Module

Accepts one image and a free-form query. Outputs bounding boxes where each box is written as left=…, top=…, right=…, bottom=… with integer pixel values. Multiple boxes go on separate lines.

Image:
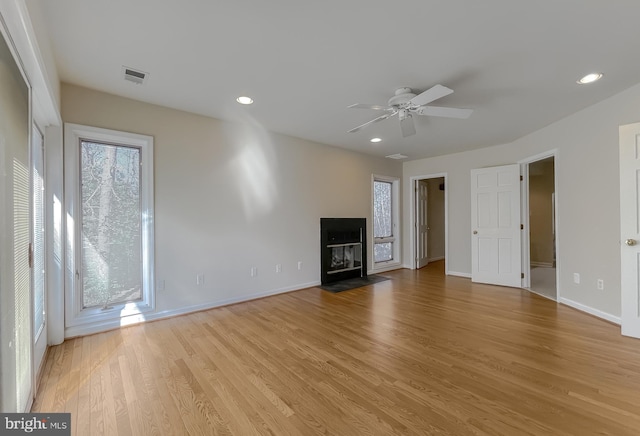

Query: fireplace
left=320, top=218, right=367, bottom=285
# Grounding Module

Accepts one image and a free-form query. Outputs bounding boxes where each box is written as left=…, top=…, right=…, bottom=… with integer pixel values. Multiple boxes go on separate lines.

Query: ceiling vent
left=122, top=66, right=148, bottom=85
left=385, top=153, right=408, bottom=160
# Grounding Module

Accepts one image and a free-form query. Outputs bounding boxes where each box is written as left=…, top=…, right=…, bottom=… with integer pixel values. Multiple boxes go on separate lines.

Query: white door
left=471, top=164, right=522, bottom=287
left=620, top=122, right=640, bottom=338
left=416, top=180, right=429, bottom=268
left=0, top=26, right=33, bottom=412
left=32, top=124, right=47, bottom=376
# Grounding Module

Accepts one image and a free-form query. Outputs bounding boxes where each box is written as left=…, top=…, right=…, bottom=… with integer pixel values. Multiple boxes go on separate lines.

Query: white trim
left=45, top=126, right=64, bottom=345
left=65, top=280, right=321, bottom=338
left=520, top=163, right=530, bottom=288
left=517, top=149, right=558, bottom=165
left=369, top=262, right=402, bottom=274
left=447, top=271, right=471, bottom=278
left=64, top=123, right=155, bottom=330
left=428, top=256, right=445, bottom=262
left=408, top=173, right=448, bottom=272
left=559, top=297, right=621, bottom=325
left=0, top=0, right=60, bottom=127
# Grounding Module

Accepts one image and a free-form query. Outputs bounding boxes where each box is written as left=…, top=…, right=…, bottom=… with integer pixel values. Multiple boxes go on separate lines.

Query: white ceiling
left=29, top=0, right=640, bottom=160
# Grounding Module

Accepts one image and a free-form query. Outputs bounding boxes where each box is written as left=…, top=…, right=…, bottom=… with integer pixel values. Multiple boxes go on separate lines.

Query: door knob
left=473, top=230, right=478, bottom=235
left=625, top=239, right=637, bottom=246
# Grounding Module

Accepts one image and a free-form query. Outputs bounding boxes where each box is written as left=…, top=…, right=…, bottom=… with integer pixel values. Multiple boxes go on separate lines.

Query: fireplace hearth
left=320, top=218, right=367, bottom=285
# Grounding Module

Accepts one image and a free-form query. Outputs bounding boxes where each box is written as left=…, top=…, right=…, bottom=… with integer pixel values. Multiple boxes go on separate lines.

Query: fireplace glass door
left=328, top=243, right=362, bottom=274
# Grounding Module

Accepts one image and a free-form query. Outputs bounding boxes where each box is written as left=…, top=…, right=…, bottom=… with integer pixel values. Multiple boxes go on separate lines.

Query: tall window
left=80, top=141, right=142, bottom=309
left=65, top=124, right=154, bottom=333
left=373, top=176, right=399, bottom=265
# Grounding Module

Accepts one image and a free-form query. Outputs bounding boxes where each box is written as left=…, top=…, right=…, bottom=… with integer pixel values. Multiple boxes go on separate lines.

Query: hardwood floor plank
left=75, top=336, right=91, bottom=435
left=32, top=262, right=640, bottom=435
left=139, top=323, right=189, bottom=436
left=63, top=335, right=84, bottom=418
left=89, top=333, right=106, bottom=435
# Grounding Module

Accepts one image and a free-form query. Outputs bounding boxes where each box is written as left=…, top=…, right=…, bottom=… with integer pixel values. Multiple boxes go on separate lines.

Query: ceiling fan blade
left=409, top=84, right=454, bottom=107
left=347, top=111, right=396, bottom=133
left=415, top=105, right=473, bottom=119
left=400, top=115, right=416, bottom=137
left=348, top=103, right=394, bottom=111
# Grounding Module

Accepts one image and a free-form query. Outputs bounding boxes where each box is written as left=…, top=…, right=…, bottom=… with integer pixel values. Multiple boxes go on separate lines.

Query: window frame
left=372, top=174, right=400, bottom=270
left=64, top=124, right=155, bottom=332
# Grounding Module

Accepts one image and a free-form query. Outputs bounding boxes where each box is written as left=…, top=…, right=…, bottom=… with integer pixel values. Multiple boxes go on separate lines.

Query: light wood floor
left=32, top=261, right=640, bottom=435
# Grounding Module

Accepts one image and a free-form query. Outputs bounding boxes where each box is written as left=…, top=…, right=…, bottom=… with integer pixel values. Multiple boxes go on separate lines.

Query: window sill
left=370, top=261, right=402, bottom=274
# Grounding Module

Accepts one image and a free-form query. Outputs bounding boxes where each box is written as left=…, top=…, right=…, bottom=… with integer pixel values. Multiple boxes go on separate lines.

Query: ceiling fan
left=347, top=85, right=473, bottom=137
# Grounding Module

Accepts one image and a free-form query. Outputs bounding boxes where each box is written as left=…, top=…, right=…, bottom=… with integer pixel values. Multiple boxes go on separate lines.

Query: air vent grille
left=122, top=66, right=148, bottom=85
left=385, top=153, right=408, bottom=160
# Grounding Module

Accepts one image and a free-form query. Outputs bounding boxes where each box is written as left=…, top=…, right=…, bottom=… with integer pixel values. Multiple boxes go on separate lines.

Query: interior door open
left=620, top=122, right=640, bottom=338
left=471, top=164, right=522, bottom=287
left=416, top=179, right=429, bottom=268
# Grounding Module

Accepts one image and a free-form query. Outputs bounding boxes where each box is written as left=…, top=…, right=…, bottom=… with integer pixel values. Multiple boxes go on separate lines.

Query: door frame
left=518, top=149, right=560, bottom=298
left=410, top=173, right=448, bottom=271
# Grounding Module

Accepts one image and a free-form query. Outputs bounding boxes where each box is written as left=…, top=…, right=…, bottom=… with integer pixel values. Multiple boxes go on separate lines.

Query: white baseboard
left=65, top=280, right=321, bottom=338
left=558, top=297, right=621, bottom=325
left=428, top=256, right=445, bottom=262
left=448, top=271, right=471, bottom=278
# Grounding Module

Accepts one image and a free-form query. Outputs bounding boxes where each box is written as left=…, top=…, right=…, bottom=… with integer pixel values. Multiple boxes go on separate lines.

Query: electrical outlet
left=196, top=273, right=204, bottom=285
left=597, top=279, right=604, bottom=290
left=297, top=261, right=303, bottom=270
left=573, top=273, right=580, bottom=284
left=251, top=267, right=257, bottom=277
left=157, top=279, right=165, bottom=291
left=276, top=264, right=282, bottom=273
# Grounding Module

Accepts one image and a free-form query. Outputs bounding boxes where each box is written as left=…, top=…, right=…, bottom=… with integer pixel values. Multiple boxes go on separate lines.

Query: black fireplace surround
left=320, top=218, right=367, bottom=285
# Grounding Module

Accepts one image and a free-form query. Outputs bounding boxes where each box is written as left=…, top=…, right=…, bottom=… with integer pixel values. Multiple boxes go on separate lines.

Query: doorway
left=414, top=175, right=446, bottom=270
left=524, top=156, right=557, bottom=300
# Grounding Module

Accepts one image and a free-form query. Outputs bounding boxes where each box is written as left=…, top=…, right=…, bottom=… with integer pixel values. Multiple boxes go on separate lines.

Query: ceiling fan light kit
left=347, top=84, right=473, bottom=137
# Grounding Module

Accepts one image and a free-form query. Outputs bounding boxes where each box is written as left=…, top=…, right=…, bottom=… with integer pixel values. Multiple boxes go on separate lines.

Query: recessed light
left=577, top=73, right=603, bottom=84
left=236, top=96, right=254, bottom=105
left=370, top=137, right=382, bottom=143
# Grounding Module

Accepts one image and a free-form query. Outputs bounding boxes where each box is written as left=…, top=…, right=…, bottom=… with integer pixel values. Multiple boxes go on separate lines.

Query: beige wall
left=529, top=158, right=555, bottom=265
left=61, top=84, right=402, bottom=318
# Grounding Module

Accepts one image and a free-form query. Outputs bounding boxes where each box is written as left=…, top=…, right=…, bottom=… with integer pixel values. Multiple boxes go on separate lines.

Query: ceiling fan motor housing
left=388, top=87, right=417, bottom=107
